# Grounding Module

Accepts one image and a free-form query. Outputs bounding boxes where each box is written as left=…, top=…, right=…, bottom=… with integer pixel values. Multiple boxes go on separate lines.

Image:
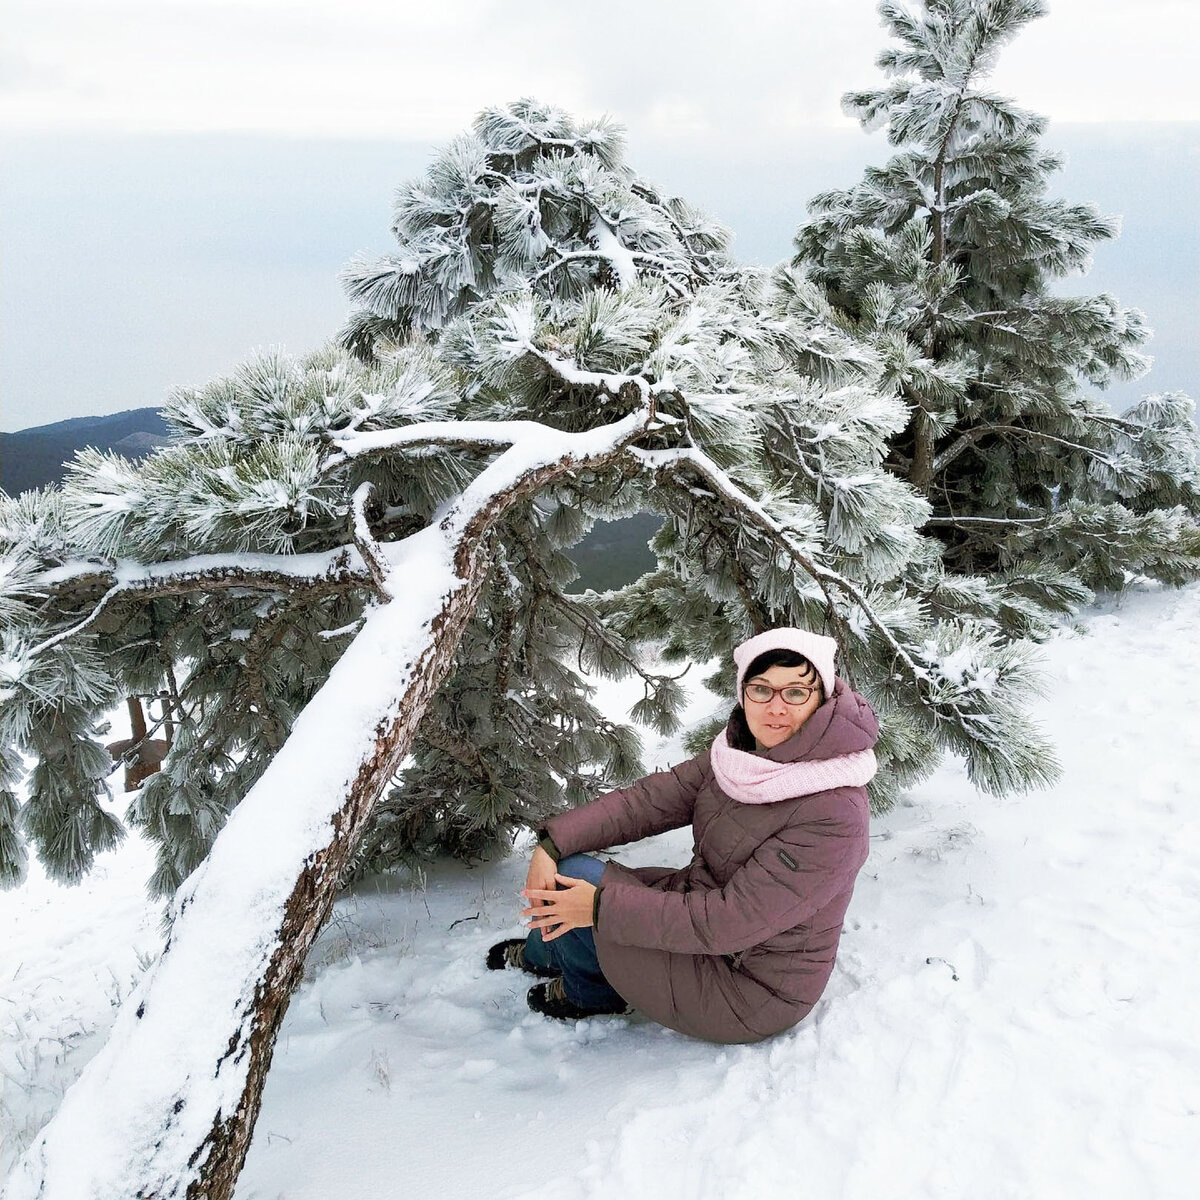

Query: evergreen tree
left=1, top=100, right=1069, bottom=900
left=0, top=94, right=1134, bottom=1200
left=339, top=97, right=737, bottom=356
left=791, top=0, right=1200, bottom=592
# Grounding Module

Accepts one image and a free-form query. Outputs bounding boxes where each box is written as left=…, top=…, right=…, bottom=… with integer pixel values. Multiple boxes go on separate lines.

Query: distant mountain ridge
left=0, top=407, right=660, bottom=592
left=1, top=407, right=171, bottom=495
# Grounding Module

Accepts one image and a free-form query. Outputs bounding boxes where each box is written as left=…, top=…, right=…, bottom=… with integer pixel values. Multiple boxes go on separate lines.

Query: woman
left=486, top=626, right=878, bottom=1045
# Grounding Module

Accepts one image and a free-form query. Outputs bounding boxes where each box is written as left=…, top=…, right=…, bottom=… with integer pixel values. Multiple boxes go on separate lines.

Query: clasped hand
left=522, top=851, right=595, bottom=943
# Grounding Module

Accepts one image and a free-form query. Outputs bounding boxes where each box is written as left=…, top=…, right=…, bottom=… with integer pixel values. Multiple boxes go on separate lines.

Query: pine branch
left=629, top=446, right=908, bottom=655
left=28, top=379, right=672, bottom=671
left=416, top=715, right=495, bottom=788
left=159, top=649, right=182, bottom=744
left=628, top=443, right=1008, bottom=747
left=350, top=482, right=392, bottom=601
left=931, top=422, right=1116, bottom=476
left=1080, top=410, right=1144, bottom=436
left=241, top=593, right=321, bottom=754
left=924, top=515, right=1048, bottom=526
left=502, top=519, right=679, bottom=696
left=28, top=548, right=375, bottom=659
left=628, top=182, right=723, bottom=282
left=325, top=357, right=670, bottom=477
left=533, top=247, right=689, bottom=296
left=13, top=398, right=662, bottom=1200
left=488, top=546, right=519, bottom=720
left=322, top=418, right=565, bottom=473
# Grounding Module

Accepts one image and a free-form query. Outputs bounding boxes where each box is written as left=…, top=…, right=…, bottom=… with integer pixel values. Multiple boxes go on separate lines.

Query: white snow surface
left=2, top=581, right=1198, bottom=1199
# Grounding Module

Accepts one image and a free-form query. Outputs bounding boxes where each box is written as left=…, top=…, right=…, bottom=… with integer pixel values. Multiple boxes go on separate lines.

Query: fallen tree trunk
left=3, top=407, right=652, bottom=1200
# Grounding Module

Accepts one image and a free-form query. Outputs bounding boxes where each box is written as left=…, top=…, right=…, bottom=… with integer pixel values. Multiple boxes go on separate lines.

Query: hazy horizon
left=2, top=120, right=1197, bottom=433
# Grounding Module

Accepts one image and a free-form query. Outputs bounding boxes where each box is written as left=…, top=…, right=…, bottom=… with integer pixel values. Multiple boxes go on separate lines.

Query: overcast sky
left=3, top=1, right=1198, bottom=432
left=7, top=0, right=1200, bottom=140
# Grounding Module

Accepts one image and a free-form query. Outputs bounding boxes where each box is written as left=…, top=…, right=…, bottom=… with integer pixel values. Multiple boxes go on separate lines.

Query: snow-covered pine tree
left=341, top=98, right=1064, bottom=817
left=0, top=343, right=676, bottom=898
left=0, top=98, right=1075, bottom=907
left=2, top=98, right=1080, bottom=1200
left=339, top=96, right=737, bottom=356
left=791, top=0, right=1200, bottom=594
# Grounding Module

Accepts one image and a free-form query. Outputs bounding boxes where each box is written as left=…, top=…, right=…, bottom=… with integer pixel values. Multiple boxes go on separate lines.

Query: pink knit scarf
left=708, top=729, right=877, bottom=805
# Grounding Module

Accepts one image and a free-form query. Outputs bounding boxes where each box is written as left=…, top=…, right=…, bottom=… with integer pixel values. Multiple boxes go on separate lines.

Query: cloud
left=0, top=44, right=69, bottom=92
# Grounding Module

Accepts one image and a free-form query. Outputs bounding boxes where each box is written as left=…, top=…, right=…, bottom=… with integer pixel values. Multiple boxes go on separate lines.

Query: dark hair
left=727, top=649, right=823, bottom=752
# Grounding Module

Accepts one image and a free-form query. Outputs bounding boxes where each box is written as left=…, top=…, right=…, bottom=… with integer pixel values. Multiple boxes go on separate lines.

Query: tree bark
left=3, top=409, right=651, bottom=1200
left=128, top=696, right=148, bottom=743
left=911, top=82, right=971, bottom=498
left=908, top=401, right=936, bottom=496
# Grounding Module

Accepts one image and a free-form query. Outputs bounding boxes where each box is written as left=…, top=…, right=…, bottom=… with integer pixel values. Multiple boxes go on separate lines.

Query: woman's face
left=742, top=663, right=823, bottom=751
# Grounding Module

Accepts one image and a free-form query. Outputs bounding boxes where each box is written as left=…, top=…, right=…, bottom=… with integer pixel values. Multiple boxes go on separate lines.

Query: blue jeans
left=521, top=853, right=627, bottom=1010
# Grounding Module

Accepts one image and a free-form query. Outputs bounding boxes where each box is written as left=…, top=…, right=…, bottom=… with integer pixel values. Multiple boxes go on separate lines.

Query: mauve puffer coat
left=543, top=679, right=877, bottom=1044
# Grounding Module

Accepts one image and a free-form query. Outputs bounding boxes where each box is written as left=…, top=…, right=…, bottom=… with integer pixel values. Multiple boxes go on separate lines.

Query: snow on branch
left=322, top=418, right=561, bottom=472
left=324, top=352, right=668, bottom=474
left=350, top=482, right=392, bottom=600
left=4, top=402, right=657, bottom=1200
left=27, top=547, right=377, bottom=659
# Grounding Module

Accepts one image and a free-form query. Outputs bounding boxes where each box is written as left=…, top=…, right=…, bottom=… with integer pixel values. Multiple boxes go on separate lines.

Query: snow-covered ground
left=2, top=582, right=1198, bottom=1199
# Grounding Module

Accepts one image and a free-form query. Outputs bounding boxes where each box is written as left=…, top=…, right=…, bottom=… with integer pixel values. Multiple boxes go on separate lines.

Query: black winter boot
left=486, top=937, right=560, bottom=978
left=526, top=976, right=632, bottom=1020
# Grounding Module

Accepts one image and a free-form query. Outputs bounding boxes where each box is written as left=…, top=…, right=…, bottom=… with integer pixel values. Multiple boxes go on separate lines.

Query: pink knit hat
left=733, top=627, right=838, bottom=702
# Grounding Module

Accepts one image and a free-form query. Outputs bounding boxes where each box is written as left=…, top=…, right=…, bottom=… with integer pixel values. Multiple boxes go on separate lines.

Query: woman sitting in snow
left=486, top=627, right=878, bottom=1044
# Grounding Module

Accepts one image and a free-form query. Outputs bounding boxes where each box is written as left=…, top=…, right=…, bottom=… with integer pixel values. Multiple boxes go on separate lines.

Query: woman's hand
left=525, top=845, right=558, bottom=903
left=521, top=874, right=596, bottom=943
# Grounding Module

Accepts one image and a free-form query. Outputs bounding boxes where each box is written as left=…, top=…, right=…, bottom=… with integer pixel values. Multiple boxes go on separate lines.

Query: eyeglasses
left=743, top=682, right=819, bottom=706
